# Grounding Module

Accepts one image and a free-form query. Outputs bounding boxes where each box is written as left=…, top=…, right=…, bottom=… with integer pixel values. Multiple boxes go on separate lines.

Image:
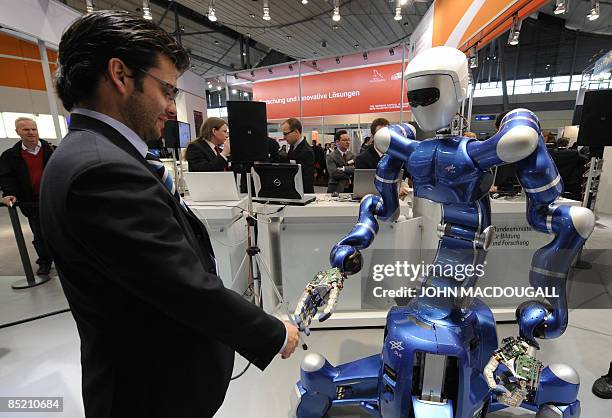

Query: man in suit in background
left=0, top=117, right=54, bottom=275
left=355, top=118, right=389, bottom=169
left=281, top=117, right=314, bottom=193
left=326, top=130, right=355, bottom=193
left=41, top=11, right=298, bottom=418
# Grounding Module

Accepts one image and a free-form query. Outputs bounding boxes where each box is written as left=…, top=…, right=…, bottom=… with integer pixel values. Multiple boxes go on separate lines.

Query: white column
left=38, top=39, right=62, bottom=142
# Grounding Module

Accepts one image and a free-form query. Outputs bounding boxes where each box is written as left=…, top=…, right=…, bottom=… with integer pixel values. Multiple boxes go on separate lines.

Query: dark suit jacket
left=0, top=139, right=54, bottom=216
left=185, top=139, right=228, bottom=172
left=39, top=114, right=285, bottom=418
left=354, top=143, right=381, bottom=170
left=326, top=149, right=355, bottom=193
left=287, top=139, right=315, bottom=193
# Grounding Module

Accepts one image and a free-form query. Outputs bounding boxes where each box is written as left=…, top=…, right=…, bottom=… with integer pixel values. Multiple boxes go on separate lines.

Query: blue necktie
left=145, top=152, right=188, bottom=210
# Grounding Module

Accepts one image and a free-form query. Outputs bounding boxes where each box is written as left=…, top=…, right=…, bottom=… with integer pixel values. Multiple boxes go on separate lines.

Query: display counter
left=191, top=194, right=583, bottom=327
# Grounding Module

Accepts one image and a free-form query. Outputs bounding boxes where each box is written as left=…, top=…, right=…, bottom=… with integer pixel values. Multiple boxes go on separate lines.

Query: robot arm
left=470, top=109, right=595, bottom=344
left=293, top=124, right=416, bottom=332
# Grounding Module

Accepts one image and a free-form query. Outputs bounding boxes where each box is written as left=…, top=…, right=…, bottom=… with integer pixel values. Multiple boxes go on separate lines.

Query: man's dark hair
left=334, top=130, right=348, bottom=142
left=495, top=111, right=510, bottom=130
left=370, top=118, right=389, bottom=136
left=56, top=11, right=190, bottom=111
left=283, top=117, right=302, bottom=134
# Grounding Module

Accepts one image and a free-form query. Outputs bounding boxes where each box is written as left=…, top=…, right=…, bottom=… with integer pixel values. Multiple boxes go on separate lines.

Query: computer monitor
left=577, top=89, right=612, bottom=147
left=178, top=121, right=191, bottom=148
left=164, top=120, right=191, bottom=148
left=227, top=101, right=269, bottom=163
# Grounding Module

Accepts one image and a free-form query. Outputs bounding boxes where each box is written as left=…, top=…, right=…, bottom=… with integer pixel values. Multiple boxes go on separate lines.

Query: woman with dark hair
left=185, top=116, right=231, bottom=171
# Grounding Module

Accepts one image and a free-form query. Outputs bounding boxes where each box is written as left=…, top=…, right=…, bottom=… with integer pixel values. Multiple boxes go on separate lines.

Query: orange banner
left=252, top=63, right=407, bottom=120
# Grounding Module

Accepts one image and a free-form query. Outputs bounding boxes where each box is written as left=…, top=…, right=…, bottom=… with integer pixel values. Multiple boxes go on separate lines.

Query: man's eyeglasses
left=282, top=129, right=295, bottom=136
left=136, top=69, right=181, bottom=101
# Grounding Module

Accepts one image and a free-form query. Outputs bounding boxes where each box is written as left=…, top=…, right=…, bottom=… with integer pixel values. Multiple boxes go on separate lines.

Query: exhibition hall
left=1, top=0, right=612, bottom=417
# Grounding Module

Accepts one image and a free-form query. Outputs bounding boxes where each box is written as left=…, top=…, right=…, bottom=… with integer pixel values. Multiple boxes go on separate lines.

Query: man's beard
left=124, top=92, right=162, bottom=142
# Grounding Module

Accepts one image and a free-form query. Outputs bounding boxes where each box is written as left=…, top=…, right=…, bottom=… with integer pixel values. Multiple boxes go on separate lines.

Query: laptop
left=184, top=172, right=241, bottom=202
left=251, top=163, right=316, bottom=205
left=352, top=169, right=404, bottom=200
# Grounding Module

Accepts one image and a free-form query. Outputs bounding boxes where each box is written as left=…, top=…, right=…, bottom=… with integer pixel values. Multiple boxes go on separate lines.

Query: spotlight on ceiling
left=232, top=89, right=237, bottom=94
left=400, top=0, right=408, bottom=4
left=469, top=48, right=478, bottom=69
left=302, top=0, right=308, bottom=4
left=85, top=0, right=94, bottom=14
left=268, top=68, right=273, bottom=74
left=207, top=1, right=217, bottom=22
left=389, top=48, right=395, bottom=56
left=312, top=60, right=317, bottom=67
left=288, top=64, right=294, bottom=71
left=363, top=51, right=368, bottom=61
left=394, top=7, right=402, bottom=21
left=250, top=70, right=255, bottom=77
left=142, top=0, right=153, bottom=20
left=207, top=82, right=213, bottom=89
left=332, top=1, right=341, bottom=22
left=588, top=0, right=600, bottom=21
left=508, top=16, right=521, bottom=46
left=336, top=56, right=341, bottom=64
left=263, top=0, right=271, bottom=21
left=554, top=0, right=567, bottom=15
left=217, top=85, right=222, bottom=91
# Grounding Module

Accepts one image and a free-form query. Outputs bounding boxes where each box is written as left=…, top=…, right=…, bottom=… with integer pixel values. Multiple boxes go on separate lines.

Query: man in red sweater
left=0, top=117, right=54, bottom=275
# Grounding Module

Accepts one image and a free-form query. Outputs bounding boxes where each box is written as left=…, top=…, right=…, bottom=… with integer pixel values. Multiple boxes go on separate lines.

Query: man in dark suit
left=41, top=11, right=298, bottom=418
left=0, top=117, right=54, bottom=275
left=326, top=130, right=355, bottom=193
left=281, top=117, right=315, bottom=193
left=354, top=118, right=388, bottom=169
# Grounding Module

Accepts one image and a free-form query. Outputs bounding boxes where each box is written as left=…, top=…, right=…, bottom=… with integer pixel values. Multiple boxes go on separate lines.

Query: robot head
left=405, top=46, right=469, bottom=132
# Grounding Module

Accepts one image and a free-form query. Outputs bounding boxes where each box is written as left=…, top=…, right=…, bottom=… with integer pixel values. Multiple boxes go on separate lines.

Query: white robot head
left=405, top=46, right=469, bottom=132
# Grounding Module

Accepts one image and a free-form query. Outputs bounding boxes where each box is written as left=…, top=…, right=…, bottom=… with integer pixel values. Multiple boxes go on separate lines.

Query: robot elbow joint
left=496, top=125, right=539, bottom=163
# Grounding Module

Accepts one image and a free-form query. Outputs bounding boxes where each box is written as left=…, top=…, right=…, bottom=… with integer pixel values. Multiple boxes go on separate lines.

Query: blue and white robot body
left=292, top=46, right=593, bottom=418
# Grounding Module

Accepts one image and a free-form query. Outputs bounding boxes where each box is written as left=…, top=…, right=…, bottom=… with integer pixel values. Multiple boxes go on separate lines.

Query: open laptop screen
left=251, top=163, right=303, bottom=200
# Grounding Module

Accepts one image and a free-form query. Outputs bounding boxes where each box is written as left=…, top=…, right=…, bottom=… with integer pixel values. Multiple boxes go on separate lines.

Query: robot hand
left=293, top=268, right=345, bottom=335
left=485, top=336, right=542, bottom=407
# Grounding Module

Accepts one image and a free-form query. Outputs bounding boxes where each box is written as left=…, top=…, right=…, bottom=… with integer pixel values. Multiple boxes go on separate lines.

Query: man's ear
left=106, top=58, right=131, bottom=96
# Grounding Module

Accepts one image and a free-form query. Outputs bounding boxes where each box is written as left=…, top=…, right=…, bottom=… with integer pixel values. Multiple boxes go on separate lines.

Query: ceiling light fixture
left=588, top=0, right=600, bottom=21
left=207, top=0, right=217, bottom=22
left=268, top=68, right=273, bottom=74
left=389, top=48, right=395, bottom=56
left=232, top=89, right=237, bottom=94
left=288, top=64, right=293, bottom=71
left=363, top=51, right=368, bottom=61
left=85, top=0, right=94, bottom=14
left=142, top=0, right=153, bottom=20
left=400, top=0, right=408, bottom=5
left=469, top=47, right=478, bottom=68
left=263, top=0, right=271, bottom=21
left=207, top=82, right=213, bottom=89
left=336, top=56, right=341, bottom=64
left=508, top=15, right=521, bottom=46
left=217, top=85, right=222, bottom=91
left=332, top=1, right=341, bottom=22
left=312, top=60, right=317, bottom=67
left=302, top=0, right=308, bottom=4
left=394, top=7, right=402, bottom=21
left=554, top=0, right=567, bottom=15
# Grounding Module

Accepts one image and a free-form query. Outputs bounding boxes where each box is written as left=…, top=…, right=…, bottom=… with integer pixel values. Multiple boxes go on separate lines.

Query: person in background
left=313, top=140, right=328, bottom=186
left=593, top=362, right=612, bottom=399
left=41, top=11, right=297, bottom=418
left=326, top=130, right=355, bottom=193
left=360, top=136, right=372, bottom=153
left=556, top=137, right=570, bottom=149
left=267, top=136, right=280, bottom=162
left=464, top=131, right=477, bottom=139
left=281, top=117, right=315, bottom=193
left=354, top=118, right=389, bottom=169
left=0, top=117, right=54, bottom=275
left=185, top=116, right=230, bottom=171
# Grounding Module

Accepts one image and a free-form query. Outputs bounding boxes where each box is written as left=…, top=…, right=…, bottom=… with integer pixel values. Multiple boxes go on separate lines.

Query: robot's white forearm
left=484, top=357, right=499, bottom=389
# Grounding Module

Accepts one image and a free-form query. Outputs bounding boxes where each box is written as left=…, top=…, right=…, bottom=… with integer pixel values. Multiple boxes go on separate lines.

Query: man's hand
left=1, top=196, right=17, bottom=207
left=399, top=182, right=410, bottom=200
left=221, top=139, right=231, bottom=157
left=281, top=321, right=300, bottom=359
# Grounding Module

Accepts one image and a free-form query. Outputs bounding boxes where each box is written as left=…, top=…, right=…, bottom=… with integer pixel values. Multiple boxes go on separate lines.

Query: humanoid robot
left=291, top=46, right=594, bottom=418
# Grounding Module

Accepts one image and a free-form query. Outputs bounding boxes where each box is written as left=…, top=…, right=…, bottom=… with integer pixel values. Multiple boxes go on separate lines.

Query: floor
left=0, top=208, right=610, bottom=417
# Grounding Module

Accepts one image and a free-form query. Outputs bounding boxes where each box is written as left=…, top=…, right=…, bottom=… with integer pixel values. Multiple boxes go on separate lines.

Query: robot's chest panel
left=408, top=137, right=490, bottom=204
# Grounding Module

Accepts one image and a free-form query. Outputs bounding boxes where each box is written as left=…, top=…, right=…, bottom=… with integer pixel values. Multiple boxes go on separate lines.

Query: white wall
left=176, top=70, right=208, bottom=140
left=595, top=147, right=612, bottom=215
left=0, top=0, right=80, bottom=47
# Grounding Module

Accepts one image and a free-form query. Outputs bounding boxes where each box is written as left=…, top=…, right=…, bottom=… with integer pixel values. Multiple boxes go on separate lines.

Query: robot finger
left=319, top=286, right=341, bottom=322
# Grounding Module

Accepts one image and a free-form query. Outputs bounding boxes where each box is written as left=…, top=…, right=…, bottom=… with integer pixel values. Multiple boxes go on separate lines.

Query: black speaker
left=577, top=89, right=612, bottom=147
left=227, top=101, right=269, bottom=163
